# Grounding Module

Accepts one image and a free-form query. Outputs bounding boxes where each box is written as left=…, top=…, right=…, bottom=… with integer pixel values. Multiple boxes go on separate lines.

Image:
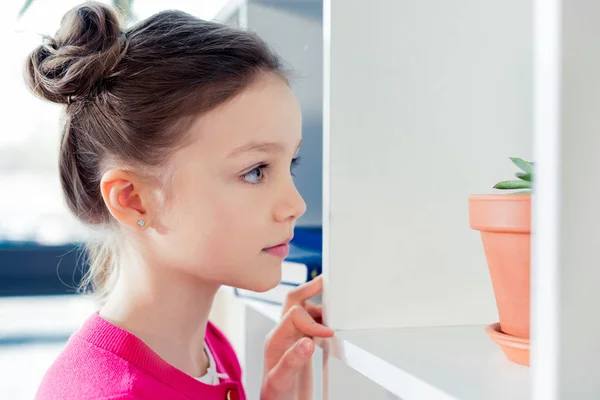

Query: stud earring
left=137, top=220, right=145, bottom=227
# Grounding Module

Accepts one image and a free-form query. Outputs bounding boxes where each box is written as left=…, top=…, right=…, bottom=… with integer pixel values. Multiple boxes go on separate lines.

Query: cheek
left=205, top=194, right=265, bottom=255
left=159, top=180, right=269, bottom=270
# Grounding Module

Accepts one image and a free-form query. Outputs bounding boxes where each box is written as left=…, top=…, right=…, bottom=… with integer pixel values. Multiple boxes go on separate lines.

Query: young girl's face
left=147, top=74, right=306, bottom=291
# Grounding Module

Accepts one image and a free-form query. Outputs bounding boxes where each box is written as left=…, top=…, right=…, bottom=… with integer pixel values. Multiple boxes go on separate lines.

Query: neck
left=99, top=252, right=219, bottom=378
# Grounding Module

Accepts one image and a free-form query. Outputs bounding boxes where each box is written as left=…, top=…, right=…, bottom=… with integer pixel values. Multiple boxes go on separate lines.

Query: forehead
left=188, top=74, right=302, bottom=156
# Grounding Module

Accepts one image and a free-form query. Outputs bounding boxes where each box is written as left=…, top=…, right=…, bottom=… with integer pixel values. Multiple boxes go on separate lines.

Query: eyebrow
left=229, top=139, right=303, bottom=157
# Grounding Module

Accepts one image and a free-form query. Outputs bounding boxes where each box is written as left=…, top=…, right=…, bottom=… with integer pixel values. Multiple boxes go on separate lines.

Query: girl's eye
left=242, top=165, right=266, bottom=184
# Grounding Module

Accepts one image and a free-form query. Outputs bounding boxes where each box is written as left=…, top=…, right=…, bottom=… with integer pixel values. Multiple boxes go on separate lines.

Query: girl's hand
left=260, top=276, right=334, bottom=400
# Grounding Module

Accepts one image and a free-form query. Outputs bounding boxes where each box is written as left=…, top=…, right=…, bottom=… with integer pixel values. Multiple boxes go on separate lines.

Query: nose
left=273, top=179, right=307, bottom=223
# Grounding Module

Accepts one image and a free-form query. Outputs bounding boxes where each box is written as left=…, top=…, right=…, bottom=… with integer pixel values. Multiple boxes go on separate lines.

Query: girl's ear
left=100, top=169, right=157, bottom=230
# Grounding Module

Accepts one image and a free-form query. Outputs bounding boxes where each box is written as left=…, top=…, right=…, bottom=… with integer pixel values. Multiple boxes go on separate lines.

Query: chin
left=232, top=255, right=283, bottom=292
left=246, top=269, right=282, bottom=293
left=251, top=275, right=281, bottom=292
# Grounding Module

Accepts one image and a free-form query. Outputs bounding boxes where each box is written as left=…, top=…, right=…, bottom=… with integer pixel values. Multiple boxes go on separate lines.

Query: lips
left=263, top=243, right=290, bottom=258
left=263, top=238, right=292, bottom=258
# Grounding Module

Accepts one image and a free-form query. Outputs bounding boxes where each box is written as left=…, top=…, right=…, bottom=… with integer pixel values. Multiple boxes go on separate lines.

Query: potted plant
left=468, top=157, right=532, bottom=366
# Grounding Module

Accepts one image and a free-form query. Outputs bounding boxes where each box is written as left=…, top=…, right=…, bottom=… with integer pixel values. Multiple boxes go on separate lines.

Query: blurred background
left=1, top=2, right=232, bottom=398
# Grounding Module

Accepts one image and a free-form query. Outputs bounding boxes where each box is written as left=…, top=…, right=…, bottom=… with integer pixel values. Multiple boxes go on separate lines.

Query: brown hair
left=24, top=1, right=286, bottom=297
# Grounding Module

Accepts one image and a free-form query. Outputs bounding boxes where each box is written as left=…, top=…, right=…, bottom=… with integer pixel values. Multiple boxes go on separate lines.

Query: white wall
left=324, top=0, right=533, bottom=330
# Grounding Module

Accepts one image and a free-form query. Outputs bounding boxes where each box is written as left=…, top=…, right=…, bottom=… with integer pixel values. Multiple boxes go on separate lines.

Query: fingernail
left=297, top=338, right=313, bottom=357
left=321, top=326, right=335, bottom=335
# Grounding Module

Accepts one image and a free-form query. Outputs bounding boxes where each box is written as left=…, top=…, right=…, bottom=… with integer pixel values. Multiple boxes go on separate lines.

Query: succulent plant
left=494, top=157, right=533, bottom=191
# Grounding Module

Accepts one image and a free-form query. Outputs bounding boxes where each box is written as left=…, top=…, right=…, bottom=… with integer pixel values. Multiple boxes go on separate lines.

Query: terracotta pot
left=485, top=323, right=530, bottom=365
left=468, top=194, right=531, bottom=339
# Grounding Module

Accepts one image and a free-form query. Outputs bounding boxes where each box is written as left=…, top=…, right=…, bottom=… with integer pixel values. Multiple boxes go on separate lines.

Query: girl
left=26, top=2, right=334, bottom=399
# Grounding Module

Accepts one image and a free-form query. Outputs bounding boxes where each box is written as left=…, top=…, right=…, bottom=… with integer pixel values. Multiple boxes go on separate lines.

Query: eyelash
left=241, top=157, right=301, bottom=185
left=291, top=156, right=300, bottom=175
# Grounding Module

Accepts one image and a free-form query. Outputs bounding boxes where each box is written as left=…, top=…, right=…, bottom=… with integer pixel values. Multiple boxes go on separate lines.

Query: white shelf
left=242, top=299, right=530, bottom=400
left=329, top=325, right=530, bottom=400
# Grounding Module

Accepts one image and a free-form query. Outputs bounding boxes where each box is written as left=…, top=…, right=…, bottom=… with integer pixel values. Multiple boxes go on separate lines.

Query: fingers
left=284, top=276, right=323, bottom=308
left=304, top=301, right=323, bottom=320
left=265, top=305, right=331, bottom=354
left=262, top=337, right=315, bottom=397
left=279, top=304, right=333, bottom=339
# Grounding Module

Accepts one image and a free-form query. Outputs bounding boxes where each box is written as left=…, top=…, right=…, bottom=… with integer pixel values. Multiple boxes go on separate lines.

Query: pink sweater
left=35, top=312, right=246, bottom=400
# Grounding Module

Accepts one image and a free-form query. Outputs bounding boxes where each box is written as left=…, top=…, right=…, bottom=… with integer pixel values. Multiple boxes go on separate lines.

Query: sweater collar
left=76, top=311, right=242, bottom=400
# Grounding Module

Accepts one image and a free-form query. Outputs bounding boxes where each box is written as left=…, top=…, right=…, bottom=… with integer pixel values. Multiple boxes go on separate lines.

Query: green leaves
left=515, top=172, right=531, bottom=182
left=494, top=180, right=533, bottom=190
left=494, top=157, right=534, bottom=192
left=510, top=157, right=533, bottom=174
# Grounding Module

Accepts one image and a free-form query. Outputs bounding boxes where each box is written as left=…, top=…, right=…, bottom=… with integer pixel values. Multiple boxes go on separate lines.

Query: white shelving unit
left=240, top=299, right=530, bottom=400
left=329, top=325, right=529, bottom=400
left=214, top=0, right=600, bottom=399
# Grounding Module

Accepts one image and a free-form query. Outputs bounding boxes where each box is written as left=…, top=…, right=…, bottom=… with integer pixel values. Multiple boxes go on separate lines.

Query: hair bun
left=25, top=1, right=127, bottom=104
